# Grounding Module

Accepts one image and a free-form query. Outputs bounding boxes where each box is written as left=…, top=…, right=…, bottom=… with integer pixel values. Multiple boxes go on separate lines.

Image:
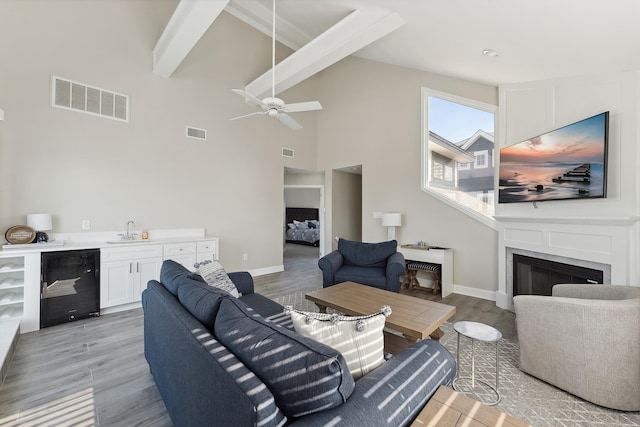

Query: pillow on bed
left=293, top=220, right=308, bottom=229
left=287, top=223, right=296, bottom=230
left=307, top=220, right=318, bottom=228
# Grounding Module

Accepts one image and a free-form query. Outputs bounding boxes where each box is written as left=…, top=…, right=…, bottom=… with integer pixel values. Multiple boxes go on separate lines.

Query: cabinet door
left=100, top=260, right=135, bottom=308
left=134, top=257, right=163, bottom=301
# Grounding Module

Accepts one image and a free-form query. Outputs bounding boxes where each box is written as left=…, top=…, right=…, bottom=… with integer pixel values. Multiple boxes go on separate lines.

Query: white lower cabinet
left=164, top=239, right=218, bottom=271
left=163, top=242, right=197, bottom=271
left=196, top=240, right=218, bottom=265
left=100, top=245, right=163, bottom=308
left=0, top=253, right=40, bottom=332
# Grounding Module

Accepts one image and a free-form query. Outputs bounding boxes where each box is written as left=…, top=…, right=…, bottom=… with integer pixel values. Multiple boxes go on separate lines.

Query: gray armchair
left=513, top=284, right=640, bottom=411
left=318, top=238, right=405, bottom=292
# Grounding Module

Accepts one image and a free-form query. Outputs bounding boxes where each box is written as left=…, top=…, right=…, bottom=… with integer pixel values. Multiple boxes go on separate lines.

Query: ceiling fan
left=231, top=0, right=322, bottom=130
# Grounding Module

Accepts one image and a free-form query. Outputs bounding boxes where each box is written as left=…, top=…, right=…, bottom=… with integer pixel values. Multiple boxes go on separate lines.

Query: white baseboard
left=249, top=265, right=284, bottom=277
left=452, top=283, right=496, bottom=302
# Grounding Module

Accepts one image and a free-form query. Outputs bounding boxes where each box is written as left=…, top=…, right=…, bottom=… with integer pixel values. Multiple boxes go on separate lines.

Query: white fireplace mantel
left=495, top=215, right=640, bottom=309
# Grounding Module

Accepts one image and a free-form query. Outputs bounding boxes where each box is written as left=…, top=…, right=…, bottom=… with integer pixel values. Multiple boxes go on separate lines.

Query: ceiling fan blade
left=232, top=89, right=267, bottom=109
left=283, top=101, right=323, bottom=113
left=230, top=111, right=267, bottom=121
left=277, top=113, right=303, bottom=130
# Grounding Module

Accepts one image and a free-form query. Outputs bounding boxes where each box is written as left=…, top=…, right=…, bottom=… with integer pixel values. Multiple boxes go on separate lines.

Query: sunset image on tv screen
left=498, top=112, right=608, bottom=203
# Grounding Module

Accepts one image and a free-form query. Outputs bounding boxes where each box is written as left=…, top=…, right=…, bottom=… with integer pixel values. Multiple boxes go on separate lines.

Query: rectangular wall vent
left=51, top=76, right=129, bottom=122
left=282, top=147, right=294, bottom=158
left=186, top=126, right=207, bottom=140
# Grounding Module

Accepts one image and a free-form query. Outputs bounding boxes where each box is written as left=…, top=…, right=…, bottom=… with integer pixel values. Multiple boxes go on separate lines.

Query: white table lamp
left=381, top=212, right=402, bottom=241
left=27, top=213, right=52, bottom=243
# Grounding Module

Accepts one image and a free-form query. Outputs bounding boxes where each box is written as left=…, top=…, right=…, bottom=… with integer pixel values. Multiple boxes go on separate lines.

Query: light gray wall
left=317, top=56, right=499, bottom=292
left=284, top=188, right=320, bottom=209
left=0, top=1, right=318, bottom=271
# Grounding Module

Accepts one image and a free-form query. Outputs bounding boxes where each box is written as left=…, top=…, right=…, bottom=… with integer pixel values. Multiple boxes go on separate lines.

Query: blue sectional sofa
left=143, top=260, right=456, bottom=427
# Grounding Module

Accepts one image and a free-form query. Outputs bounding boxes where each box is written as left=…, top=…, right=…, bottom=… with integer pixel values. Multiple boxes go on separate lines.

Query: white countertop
left=0, top=228, right=217, bottom=255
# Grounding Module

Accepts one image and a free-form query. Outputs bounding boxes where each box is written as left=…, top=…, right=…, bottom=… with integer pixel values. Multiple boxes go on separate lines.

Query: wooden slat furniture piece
left=397, top=245, right=454, bottom=297
left=411, top=386, right=531, bottom=427
left=305, top=281, right=456, bottom=354
left=403, top=261, right=442, bottom=294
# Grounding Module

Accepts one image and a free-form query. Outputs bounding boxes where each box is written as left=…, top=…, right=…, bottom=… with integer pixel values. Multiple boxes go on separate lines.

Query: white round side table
left=452, top=321, right=502, bottom=405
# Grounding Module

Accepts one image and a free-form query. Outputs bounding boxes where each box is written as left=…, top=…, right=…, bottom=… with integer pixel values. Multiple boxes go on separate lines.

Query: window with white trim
left=474, top=150, right=488, bottom=168
left=422, top=88, right=497, bottom=224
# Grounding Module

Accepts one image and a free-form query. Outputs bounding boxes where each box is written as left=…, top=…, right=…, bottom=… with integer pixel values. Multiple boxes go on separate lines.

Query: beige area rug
left=274, top=292, right=640, bottom=427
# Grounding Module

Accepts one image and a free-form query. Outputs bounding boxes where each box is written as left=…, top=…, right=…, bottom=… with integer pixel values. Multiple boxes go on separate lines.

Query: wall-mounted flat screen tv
left=499, top=111, right=609, bottom=204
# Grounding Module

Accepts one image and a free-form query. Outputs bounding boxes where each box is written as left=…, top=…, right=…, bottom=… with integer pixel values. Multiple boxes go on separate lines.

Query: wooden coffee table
left=305, top=281, right=456, bottom=354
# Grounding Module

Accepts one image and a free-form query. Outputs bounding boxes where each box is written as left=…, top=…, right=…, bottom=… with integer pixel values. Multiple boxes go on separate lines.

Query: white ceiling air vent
left=51, top=76, right=129, bottom=122
left=282, top=147, right=294, bottom=158
left=186, top=126, right=207, bottom=140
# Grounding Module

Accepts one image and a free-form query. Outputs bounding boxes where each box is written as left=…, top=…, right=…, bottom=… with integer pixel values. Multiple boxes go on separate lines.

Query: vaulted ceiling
left=154, top=0, right=640, bottom=94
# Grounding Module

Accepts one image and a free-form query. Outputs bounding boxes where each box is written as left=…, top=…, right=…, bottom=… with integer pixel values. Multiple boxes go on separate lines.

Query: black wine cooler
left=41, top=249, right=100, bottom=328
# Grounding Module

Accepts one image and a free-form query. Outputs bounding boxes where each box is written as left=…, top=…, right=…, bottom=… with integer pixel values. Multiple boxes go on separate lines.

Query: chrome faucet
left=126, top=220, right=135, bottom=240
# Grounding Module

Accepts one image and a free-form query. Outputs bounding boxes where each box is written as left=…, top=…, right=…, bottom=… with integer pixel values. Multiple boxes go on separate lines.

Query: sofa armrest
left=288, top=339, right=455, bottom=426
left=385, top=251, right=406, bottom=292
left=552, top=283, right=640, bottom=300
left=318, top=250, right=344, bottom=287
left=228, top=271, right=254, bottom=295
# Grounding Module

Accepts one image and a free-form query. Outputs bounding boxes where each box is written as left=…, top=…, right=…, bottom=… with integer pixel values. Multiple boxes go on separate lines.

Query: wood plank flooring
left=0, top=244, right=515, bottom=426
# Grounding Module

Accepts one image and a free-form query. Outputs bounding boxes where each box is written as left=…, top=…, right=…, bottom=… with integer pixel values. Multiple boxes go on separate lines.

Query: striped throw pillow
left=288, top=306, right=391, bottom=379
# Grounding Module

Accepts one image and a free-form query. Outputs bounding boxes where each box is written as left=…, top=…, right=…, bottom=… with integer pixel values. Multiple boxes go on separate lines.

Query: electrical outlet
left=82, top=220, right=91, bottom=230
left=243, top=253, right=248, bottom=261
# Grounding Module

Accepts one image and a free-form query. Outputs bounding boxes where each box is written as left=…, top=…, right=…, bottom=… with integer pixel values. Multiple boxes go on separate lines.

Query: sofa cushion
left=196, top=261, right=241, bottom=297
left=338, top=239, right=397, bottom=268
left=288, top=306, right=391, bottom=379
left=178, top=279, right=230, bottom=331
left=160, top=259, right=193, bottom=296
left=335, top=265, right=387, bottom=289
left=214, top=298, right=355, bottom=418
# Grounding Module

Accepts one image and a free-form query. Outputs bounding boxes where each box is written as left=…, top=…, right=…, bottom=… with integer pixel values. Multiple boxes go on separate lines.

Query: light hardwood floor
left=0, top=244, right=515, bottom=426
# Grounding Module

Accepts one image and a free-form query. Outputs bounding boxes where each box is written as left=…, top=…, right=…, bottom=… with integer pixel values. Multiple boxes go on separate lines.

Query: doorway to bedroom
left=284, top=168, right=325, bottom=274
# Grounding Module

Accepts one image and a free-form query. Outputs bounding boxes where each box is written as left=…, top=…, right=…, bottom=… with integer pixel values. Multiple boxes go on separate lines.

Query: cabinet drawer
left=197, top=240, right=218, bottom=253
left=101, top=244, right=163, bottom=262
left=164, top=242, right=197, bottom=257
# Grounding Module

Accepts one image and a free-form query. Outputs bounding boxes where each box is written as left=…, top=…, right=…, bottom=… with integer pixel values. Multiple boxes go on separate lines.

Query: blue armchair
left=318, top=238, right=405, bottom=292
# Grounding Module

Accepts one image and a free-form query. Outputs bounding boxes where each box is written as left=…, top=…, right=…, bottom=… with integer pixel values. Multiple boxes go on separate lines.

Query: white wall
left=284, top=188, right=320, bottom=209
left=317, top=56, right=500, bottom=293
left=0, top=1, right=319, bottom=272
left=331, top=170, right=362, bottom=250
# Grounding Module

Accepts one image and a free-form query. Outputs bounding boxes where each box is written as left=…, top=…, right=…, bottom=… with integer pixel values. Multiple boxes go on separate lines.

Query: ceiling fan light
left=268, top=109, right=278, bottom=118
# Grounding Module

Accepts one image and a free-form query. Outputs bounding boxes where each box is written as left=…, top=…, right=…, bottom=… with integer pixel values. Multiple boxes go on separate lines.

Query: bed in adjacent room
left=285, top=207, right=320, bottom=247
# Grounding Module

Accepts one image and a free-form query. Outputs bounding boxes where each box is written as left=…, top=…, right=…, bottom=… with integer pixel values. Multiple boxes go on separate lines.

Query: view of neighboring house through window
left=422, top=89, right=496, bottom=222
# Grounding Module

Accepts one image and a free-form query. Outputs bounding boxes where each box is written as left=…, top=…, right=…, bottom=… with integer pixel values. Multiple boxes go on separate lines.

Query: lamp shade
left=381, top=213, right=402, bottom=227
left=27, top=213, right=52, bottom=231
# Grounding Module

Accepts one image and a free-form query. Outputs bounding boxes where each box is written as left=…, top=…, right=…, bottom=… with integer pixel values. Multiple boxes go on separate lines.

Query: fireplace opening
left=513, top=254, right=604, bottom=297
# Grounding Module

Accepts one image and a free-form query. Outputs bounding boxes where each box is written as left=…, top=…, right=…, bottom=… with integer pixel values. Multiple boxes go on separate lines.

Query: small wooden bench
left=401, top=261, right=441, bottom=294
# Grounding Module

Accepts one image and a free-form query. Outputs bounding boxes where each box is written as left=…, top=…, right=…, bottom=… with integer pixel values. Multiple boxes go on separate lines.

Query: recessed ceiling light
left=482, top=49, right=501, bottom=57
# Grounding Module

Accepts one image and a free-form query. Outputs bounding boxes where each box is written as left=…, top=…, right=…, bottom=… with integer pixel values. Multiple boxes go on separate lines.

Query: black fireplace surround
left=513, top=254, right=604, bottom=297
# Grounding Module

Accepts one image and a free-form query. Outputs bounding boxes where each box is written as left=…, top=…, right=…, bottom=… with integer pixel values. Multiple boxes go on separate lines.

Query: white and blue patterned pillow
left=196, top=261, right=241, bottom=298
